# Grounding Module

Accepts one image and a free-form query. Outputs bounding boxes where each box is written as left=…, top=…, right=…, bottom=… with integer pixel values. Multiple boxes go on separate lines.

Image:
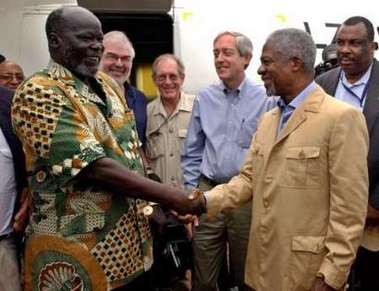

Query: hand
left=366, top=204, right=379, bottom=226
left=13, top=187, right=31, bottom=232
left=172, top=188, right=207, bottom=216
left=184, top=222, right=194, bottom=240
left=183, top=217, right=200, bottom=240
left=311, top=277, right=337, bottom=291
left=170, top=211, right=198, bottom=224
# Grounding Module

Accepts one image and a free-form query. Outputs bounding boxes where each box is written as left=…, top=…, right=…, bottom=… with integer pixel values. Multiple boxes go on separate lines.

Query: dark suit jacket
left=316, top=59, right=379, bottom=209
left=124, top=82, right=148, bottom=146
left=0, top=85, right=27, bottom=204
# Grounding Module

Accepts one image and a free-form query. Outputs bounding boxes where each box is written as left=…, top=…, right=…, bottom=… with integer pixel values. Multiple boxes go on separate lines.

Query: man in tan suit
left=191, top=28, right=369, bottom=290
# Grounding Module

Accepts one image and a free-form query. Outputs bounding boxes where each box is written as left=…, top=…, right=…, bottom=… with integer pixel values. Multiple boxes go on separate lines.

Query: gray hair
left=266, top=28, right=316, bottom=75
left=151, top=53, right=185, bottom=77
left=214, top=31, right=253, bottom=57
left=214, top=31, right=253, bottom=69
left=103, top=30, right=136, bottom=59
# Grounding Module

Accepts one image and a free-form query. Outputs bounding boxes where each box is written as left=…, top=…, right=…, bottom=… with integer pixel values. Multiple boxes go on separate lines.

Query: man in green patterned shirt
left=11, top=6, right=205, bottom=291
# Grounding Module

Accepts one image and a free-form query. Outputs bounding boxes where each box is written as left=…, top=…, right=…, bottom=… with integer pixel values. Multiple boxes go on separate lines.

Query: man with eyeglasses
left=0, top=56, right=29, bottom=289
left=99, top=30, right=148, bottom=146
left=145, top=53, right=195, bottom=291
left=99, top=30, right=162, bottom=183
left=146, top=54, right=194, bottom=188
left=0, top=60, right=25, bottom=90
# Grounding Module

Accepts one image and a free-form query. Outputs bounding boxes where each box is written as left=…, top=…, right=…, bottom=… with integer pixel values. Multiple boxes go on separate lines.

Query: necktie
left=279, top=105, right=295, bottom=132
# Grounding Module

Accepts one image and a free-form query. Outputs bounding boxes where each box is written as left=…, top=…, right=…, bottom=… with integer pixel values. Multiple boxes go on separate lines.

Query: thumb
left=188, top=189, right=202, bottom=200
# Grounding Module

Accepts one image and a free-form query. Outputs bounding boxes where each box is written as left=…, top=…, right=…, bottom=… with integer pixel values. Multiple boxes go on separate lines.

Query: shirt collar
left=157, top=91, right=192, bottom=116
left=277, top=81, right=316, bottom=110
left=217, top=77, right=245, bottom=98
left=340, top=63, right=373, bottom=87
left=46, top=60, right=106, bottom=105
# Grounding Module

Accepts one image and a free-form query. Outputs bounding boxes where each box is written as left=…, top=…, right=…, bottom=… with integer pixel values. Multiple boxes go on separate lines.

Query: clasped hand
left=171, top=188, right=206, bottom=224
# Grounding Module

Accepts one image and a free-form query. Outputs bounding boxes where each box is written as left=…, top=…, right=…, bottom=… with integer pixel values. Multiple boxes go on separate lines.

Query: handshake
left=168, top=188, right=207, bottom=223
left=144, top=171, right=207, bottom=223
left=176, top=189, right=206, bottom=214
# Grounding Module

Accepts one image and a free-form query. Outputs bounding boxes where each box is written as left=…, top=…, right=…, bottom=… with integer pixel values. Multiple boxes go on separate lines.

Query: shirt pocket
left=284, top=146, right=321, bottom=187
left=145, top=130, right=164, bottom=160
left=288, top=235, right=327, bottom=290
left=292, top=235, right=326, bottom=254
left=236, top=125, right=254, bottom=149
left=178, top=129, right=187, bottom=151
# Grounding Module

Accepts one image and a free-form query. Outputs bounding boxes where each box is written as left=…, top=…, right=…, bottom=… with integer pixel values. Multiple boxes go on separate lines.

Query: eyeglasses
left=104, top=53, right=133, bottom=64
left=154, top=73, right=182, bottom=83
left=0, top=73, right=24, bottom=83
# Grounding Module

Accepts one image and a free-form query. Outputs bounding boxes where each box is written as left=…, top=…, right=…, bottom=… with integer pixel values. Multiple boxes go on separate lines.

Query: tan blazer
left=206, top=85, right=369, bottom=291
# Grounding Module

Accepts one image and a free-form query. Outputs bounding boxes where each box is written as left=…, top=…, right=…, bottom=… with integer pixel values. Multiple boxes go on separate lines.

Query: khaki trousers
left=0, top=235, right=22, bottom=291
left=191, top=178, right=253, bottom=291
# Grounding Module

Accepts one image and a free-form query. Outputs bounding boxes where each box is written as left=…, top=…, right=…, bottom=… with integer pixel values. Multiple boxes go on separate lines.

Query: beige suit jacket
left=206, top=85, right=369, bottom=290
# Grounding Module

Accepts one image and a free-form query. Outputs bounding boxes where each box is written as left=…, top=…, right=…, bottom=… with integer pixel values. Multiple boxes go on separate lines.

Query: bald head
left=45, top=6, right=104, bottom=80
left=0, top=60, right=24, bottom=90
left=46, top=6, right=101, bottom=37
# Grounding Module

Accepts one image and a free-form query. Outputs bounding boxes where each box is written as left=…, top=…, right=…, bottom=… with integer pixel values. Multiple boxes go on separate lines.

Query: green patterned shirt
left=12, top=61, right=153, bottom=290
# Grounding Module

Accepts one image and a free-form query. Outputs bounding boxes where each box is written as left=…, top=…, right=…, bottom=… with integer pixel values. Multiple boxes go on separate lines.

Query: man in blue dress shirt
left=181, top=31, right=277, bottom=291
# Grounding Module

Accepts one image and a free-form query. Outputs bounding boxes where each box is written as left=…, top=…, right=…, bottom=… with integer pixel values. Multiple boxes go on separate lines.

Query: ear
left=180, top=73, right=185, bottom=84
left=369, top=41, right=377, bottom=55
left=244, top=53, right=253, bottom=67
left=47, top=32, right=60, bottom=49
left=291, top=57, right=304, bottom=72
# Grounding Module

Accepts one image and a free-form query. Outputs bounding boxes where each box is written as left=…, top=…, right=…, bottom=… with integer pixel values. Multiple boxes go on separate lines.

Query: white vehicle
left=1, top=0, right=378, bottom=97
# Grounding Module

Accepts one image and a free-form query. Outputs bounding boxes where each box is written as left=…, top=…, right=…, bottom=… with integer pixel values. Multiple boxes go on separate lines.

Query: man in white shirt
left=0, top=85, right=29, bottom=291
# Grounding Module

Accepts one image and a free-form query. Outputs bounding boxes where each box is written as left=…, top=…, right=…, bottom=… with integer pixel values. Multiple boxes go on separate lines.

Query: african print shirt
left=11, top=61, right=153, bottom=291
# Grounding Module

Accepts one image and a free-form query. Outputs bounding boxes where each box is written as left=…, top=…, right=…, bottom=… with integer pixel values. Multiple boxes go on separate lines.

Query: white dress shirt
left=0, top=127, right=17, bottom=235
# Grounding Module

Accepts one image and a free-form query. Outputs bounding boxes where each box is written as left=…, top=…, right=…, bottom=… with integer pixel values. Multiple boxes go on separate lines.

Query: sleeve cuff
left=318, top=260, right=348, bottom=290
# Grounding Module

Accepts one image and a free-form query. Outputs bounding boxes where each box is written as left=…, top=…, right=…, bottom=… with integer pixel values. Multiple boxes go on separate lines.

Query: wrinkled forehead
left=0, top=62, right=23, bottom=74
left=103, top=39, right=132, bottom=55
left=338, top=22, right=368, bottom=39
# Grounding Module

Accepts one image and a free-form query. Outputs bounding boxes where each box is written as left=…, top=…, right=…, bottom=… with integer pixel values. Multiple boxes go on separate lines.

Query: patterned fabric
left=11, top=61, right=153, bottom=290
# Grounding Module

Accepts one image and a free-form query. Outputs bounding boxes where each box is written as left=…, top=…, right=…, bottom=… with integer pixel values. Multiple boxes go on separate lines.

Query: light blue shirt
left=181, top=77, right=277, bottom=189
left=277, top=81, right=317, bottom=135
left=334, top=64, right=372, bottom=110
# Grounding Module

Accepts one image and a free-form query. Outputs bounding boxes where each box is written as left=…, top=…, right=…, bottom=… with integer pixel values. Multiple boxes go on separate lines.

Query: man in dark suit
left=0, top=85, right=29, bottom=290
left=99, top=30, right=148, bottom=145
left=316, top=16, right=379, bottom=291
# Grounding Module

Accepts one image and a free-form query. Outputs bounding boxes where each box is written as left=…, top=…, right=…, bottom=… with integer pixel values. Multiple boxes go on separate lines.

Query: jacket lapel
left=363, top=59, right=379, bottom=133
left=275, top=85, right=324, bottom=145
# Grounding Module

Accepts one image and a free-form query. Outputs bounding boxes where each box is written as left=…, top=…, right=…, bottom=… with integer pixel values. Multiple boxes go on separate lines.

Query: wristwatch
left=143, top=202, right=158, bottom=217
